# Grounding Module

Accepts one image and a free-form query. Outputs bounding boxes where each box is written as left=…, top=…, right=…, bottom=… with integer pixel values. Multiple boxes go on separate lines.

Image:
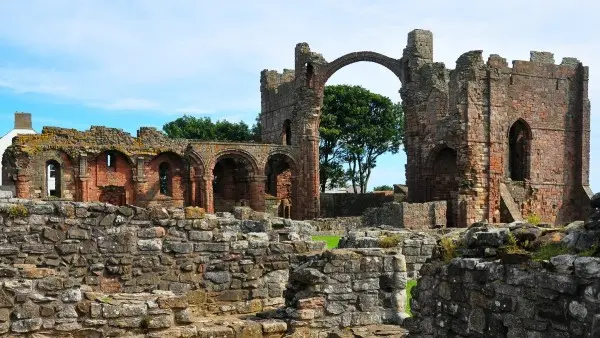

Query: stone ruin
left=3, top=28, right=592, bottom=228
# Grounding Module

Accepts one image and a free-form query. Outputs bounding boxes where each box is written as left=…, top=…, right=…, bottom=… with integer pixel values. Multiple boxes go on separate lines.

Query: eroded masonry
left=3, top=29, right=592, bottom=227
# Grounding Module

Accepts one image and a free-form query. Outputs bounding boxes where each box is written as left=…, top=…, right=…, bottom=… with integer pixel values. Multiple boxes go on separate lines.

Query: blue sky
left=0, top=1, right=599, bottom=191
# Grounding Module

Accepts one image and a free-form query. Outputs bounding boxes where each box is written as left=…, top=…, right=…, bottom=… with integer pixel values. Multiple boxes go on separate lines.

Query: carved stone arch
left=211, top=149, right=262, bottom=213
left=264, top=149, right=299, bottom=172
left=93, top=149, right=135, bottom=168
left=185, top=149, right=208, bottom=178
left=319, top=51, right=403, bottom=87
left=210, top=149, right=260, bottom=175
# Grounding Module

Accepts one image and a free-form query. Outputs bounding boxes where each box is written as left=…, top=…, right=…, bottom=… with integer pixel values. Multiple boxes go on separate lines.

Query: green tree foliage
left=163, top=115, right=261, bottom=142
left=320, top=85, right=404, bottom=193
left=373, top=185, right=393, bottom=191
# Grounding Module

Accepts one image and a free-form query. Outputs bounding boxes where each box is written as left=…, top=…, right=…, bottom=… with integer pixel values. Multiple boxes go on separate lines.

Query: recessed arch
left=264, top=152, right=298, bottom=219
left=425, top=145, right=459, bottom=227
left=146, top=151, right=187, bottom=206
left=212, top=150, right=259, bottom=212
left=508, top=118, right=532, bottom=181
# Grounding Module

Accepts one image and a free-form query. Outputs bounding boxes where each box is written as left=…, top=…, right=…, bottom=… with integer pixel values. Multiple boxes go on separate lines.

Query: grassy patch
left=531, top=243, right=571, bottom=261
left=378, top=234, right=403, bottom=248
left=312, top=235, right=341, bottom=249
left=526, top=214, right=541, bottom=226
left=406, top=279, right=417, bottom=316
left=7, top=204, right=28, bottom=218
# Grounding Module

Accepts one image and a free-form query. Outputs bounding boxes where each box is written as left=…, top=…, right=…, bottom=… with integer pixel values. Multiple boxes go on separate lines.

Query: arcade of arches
left=3, top=28, right=593, bottom=227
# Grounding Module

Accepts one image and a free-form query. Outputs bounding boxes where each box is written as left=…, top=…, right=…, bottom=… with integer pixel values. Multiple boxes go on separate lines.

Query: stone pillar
left=133, top=157, right=146, bottom=206
left=248, top=175, right=266, bottom=212
left=15, top=170, right=30, bottom=199
left=303, top=129, right=320, bottom=220
left=202, top=175, right=213, bottom=213
left=78, top=154, right=89, bottom=202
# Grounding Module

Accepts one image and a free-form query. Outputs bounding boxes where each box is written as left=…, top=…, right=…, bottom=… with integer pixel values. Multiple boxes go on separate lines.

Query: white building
left=0, top=112, right=36, bottom=187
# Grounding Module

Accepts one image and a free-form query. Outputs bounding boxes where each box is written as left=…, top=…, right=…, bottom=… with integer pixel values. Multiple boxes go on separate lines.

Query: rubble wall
left=285, top=248, right=409, bottom=334
left=0, top=193, right=325, bottom=336
left=407, top=256, right=600, bottom=337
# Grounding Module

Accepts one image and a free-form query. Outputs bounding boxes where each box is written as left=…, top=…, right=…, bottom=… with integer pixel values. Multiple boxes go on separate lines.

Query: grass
left=379, top=234, right=403, bottom=248
left=312, top=235, right=342, bottom=249
left=406, top=280, right=417, bottom=316
left=440, top=236, right=459, bottom=263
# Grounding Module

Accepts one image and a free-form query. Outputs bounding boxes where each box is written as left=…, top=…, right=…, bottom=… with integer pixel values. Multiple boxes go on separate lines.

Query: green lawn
left=311, top=235, right=342, bottom=249
left=406, top=279, right=417, bottom=315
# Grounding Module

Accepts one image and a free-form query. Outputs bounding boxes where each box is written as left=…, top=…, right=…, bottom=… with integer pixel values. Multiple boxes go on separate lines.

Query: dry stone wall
left=406, top=256, right=600, bottom=337
left=339, top=229, right=441, bottom=279
left=284, top=248, right=410, bottom=334
left=0, top=194, right=325, bottom=336
left=362, top=202, right=447, bottom=230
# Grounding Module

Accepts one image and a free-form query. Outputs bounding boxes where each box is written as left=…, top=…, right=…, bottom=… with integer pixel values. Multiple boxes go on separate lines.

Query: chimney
left=14, top=112, right=32, bottom=130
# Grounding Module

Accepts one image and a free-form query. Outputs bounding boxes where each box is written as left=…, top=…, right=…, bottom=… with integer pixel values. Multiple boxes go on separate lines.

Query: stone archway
left=425, top=145, right=459, bottom=226
left=264, top=152, right=298, bottom=219
left=210, top=150, right=263, bottom=213
left=260, top=29, right=436, bottom=220
left=298, top=51, right=406, bottom=219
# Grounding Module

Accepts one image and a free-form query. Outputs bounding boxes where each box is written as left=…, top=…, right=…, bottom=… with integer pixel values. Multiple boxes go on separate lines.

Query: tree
left=373, top=185, right=393, bottom=191
left=320, top=85, right=404, bottom=193
left=163, top=115, right=261, bottom=142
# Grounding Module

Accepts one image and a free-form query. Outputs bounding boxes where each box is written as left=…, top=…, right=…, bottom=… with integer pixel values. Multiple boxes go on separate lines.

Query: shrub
left=7, top=204, right=28, bottom=218
left=526, top=214, right=541, bottom=226
left=379, top=234, right=403, bottom=248
left=373, top=185, right=393, bottom=191
left=439, top=236, right=459, bottom=263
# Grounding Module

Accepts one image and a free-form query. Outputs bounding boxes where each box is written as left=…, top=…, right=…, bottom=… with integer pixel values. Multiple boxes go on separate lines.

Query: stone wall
left=339, top=229, right=441, bottom=279
left=362, top=201, right=447, bottom=230
left=261, top=28, right=591, bottom=226
left=319, top=193, right=394, bottom=218
left=284, top=248, right=409, bottom=334
left=406, top=256, right=600, bottom=337
left=308, top=216, right=362, bottom=234
left=4, top=126, right=306, bottom=219
left=0, top=195, right=326, bottom=336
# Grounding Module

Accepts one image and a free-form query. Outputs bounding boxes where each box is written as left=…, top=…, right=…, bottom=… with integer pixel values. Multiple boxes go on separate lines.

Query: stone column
left=202, top=175, right=214, bottom=213
left=248, top=175, right=266, bottom=212
left=78, top=154, right=89, bottom=202
left=14, top=170, right=30, bottom=199
left=303, top=129, right=320, bottom=220
left=133, top=156, right=146, bottom=206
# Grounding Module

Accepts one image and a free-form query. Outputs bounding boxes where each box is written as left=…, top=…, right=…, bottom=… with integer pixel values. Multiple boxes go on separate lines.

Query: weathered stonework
left=339, top=229, right=441, bottom=279
left=0, top=193, right=328, bottom=336
left=3, top=126, right=301, bottom=218
left=261, top=29, right=591, bottom=226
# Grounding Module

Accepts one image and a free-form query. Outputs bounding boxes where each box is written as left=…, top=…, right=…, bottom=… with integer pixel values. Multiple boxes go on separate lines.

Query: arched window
left=508, top=120, right=531, bottom=181
left=46, top=160, right=61, bottom=197
left=107, top=153, right=116, bottom=171
left=159, top=162, right=171, bottom=196
left=306, top=63, right=314, bottom=89
left=283, top=119, right=292, bottom=145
